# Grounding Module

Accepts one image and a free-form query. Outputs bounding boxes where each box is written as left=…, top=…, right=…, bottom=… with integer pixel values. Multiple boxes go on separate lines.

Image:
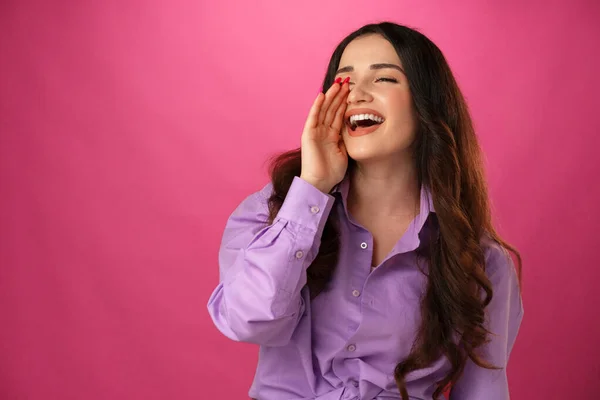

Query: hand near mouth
left=300, top=78, right=350, bottom=194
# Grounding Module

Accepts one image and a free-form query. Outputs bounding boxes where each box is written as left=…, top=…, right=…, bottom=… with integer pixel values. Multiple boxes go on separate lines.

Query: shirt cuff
left=276, top=176, right=336, bottom=235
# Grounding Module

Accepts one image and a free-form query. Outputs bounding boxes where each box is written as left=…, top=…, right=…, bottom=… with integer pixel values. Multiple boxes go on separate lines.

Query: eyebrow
left=335, top=63, right=405, bottom=74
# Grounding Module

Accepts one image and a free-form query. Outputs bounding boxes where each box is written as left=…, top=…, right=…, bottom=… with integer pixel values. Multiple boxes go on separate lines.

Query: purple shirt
left=207, top=175, right=523, bottom=400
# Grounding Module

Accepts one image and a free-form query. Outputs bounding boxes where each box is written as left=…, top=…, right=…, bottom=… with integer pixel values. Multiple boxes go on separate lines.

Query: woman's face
left=335, top=34, right=417, bottom=163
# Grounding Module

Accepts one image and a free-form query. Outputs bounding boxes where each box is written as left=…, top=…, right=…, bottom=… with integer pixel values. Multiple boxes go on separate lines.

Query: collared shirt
left=207, top=175, right=523, bottom=400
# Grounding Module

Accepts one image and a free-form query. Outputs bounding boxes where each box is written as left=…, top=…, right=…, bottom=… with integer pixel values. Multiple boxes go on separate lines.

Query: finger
left=325, top=83, right=349, bottom=130
left=330, top=89, right=349, bottom=132
left=318, top=80, right=341, bottom=124
left=318, top=81, right=341, bottom=124
left=304, top=92, right=325, bottom=130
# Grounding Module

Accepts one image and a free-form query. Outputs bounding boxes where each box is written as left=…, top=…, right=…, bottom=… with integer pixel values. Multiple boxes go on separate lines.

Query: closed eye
left=346, top=77, right=399, bottom=86
left=375, top=77, right=398, bottom=83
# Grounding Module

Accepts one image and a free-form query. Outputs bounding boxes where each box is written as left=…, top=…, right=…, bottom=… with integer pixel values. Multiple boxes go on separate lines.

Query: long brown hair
left=265, top=22, right=521, bottom=399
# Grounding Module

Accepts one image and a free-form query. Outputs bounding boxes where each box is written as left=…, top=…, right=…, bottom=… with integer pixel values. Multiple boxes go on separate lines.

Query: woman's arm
left=450, top=241, right=524, bottom=400
left=207, top=176, right=335, bottom=347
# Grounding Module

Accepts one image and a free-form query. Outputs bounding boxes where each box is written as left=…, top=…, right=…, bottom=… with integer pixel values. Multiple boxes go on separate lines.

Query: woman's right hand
left=300, top=78, right=350, bottom=194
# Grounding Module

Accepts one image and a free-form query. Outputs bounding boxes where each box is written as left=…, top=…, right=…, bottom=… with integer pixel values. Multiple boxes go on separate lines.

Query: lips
left=346, top=122, right=382, bottom=137
left=344, top=108, right=385, bottom=137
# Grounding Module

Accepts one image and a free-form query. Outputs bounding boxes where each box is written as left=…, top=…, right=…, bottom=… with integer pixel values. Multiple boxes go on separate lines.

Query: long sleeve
left=450, top=241, right=524, bottom=400
left=207, top=176, right=336, bottom=347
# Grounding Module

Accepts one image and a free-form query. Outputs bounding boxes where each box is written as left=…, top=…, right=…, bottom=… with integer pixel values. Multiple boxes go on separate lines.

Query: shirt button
left=347, top=344, right=356, bottom=352
left=360, top=242, right=368, bottom=249
left=352, top=289, right=361, bottom=297
left=295, top=250, right=304, bottom=259
left=310, top=205, right=320, bottom=214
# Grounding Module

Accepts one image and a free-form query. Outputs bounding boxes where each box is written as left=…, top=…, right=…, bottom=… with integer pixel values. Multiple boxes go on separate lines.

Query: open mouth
left=347, top=114, right=385, bottom=132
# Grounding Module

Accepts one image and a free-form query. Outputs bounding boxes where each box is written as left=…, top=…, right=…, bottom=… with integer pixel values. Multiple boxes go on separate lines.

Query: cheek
left=385, top=92, right=418, bottom=142
left=385, top=90, right=413, bottom=117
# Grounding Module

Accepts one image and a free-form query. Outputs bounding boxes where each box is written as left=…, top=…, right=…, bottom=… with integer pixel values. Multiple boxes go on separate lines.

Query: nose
left=346, top=81, right=373, bottom=104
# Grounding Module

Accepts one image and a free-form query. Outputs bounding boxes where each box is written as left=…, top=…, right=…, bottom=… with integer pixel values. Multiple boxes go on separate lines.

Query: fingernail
left=342, top=77, right=350, bottom=85
left=334, top=77, right=342, bottom=84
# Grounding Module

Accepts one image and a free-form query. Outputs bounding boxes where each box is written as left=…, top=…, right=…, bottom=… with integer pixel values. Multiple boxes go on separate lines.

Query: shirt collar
left=331, top=171, right=436, bottom=253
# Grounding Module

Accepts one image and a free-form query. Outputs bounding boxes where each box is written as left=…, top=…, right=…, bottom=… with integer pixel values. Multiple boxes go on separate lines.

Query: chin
left=345, top=146, right=383, bottom=162
left=346, top=141, right=415, bottom=165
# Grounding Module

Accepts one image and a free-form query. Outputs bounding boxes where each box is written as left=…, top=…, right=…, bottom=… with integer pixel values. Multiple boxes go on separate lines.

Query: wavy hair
left=264, top=22, right=521, bottom=399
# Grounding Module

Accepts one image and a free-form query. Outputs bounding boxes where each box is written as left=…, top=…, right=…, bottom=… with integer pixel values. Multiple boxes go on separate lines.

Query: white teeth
left=349, top=113, right=384, bottom=125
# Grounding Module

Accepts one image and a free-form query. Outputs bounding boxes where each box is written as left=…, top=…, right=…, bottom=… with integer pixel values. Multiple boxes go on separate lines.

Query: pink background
left=1, top=1, right=599, bottom=399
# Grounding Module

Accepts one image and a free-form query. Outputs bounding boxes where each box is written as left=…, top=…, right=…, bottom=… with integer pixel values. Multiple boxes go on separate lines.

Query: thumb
left=338, top=139, right=347, bottom=156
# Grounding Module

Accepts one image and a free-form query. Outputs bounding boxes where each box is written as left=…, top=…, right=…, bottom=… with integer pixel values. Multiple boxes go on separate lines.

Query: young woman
left=207, top=22, right=523, bottom=400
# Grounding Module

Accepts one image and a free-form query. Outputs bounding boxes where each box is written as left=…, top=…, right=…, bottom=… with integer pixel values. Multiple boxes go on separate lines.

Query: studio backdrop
left=1, top=1, right=599, bottom=399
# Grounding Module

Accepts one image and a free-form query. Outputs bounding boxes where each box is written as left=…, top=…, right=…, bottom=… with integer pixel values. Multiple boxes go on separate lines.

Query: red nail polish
left=334, top=77, right=342, bottom=84
left=342, top=77, right=350, bottom=84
